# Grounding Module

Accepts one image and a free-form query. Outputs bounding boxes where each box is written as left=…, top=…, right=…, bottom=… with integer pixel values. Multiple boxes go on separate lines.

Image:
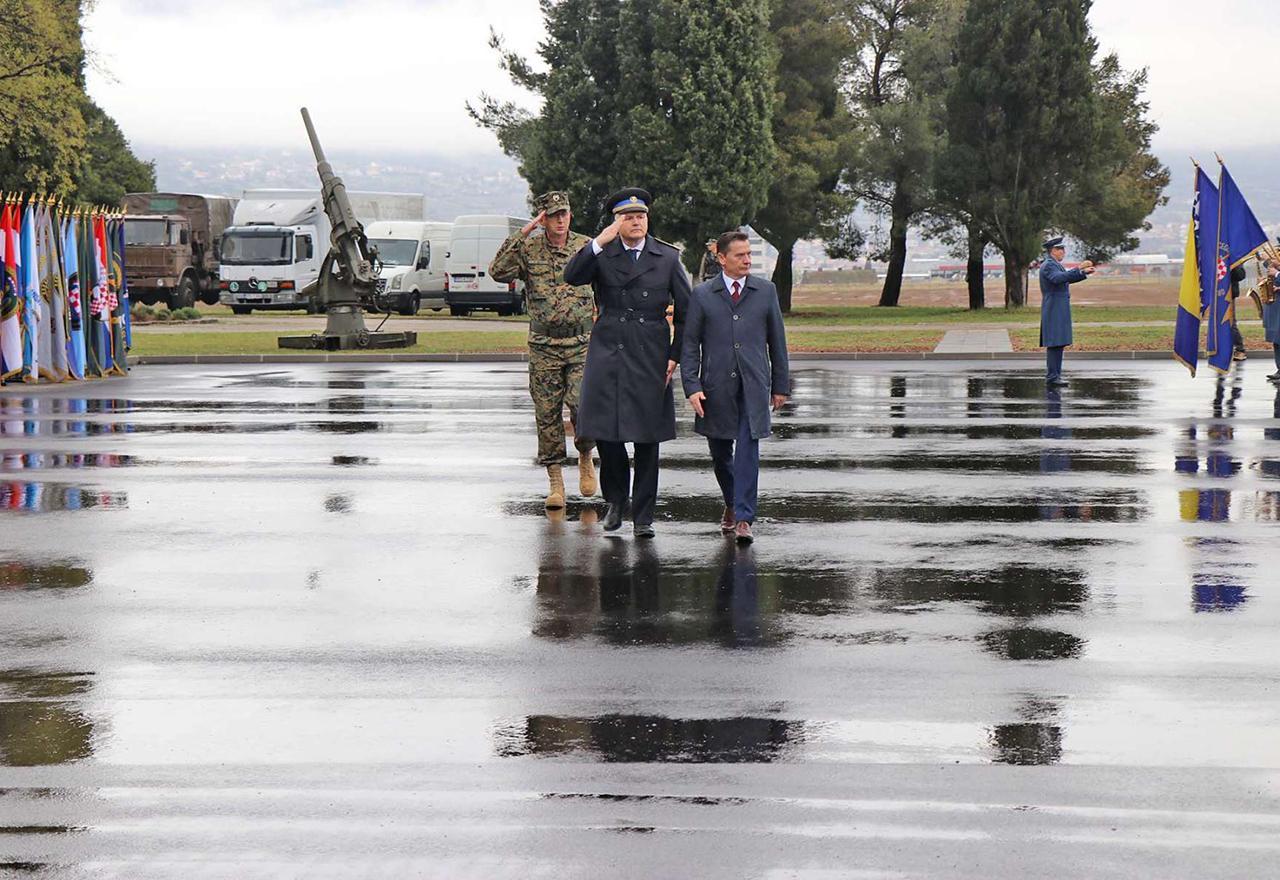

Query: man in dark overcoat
left=681, top=230, right=789, bottom=544
left=1266, top=261, right=1280, bottom=382
left=1039, top=236, right=1095, bottom=386
left=564, top=188, right=691, bottom=539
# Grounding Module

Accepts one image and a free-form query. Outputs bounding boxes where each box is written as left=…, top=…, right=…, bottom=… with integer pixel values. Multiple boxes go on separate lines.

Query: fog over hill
left=143, top=143, right=1279, bottom=258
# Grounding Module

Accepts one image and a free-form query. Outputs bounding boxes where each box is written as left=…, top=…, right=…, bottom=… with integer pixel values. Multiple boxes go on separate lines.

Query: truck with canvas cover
left=121, top=192, right=238, bottom=309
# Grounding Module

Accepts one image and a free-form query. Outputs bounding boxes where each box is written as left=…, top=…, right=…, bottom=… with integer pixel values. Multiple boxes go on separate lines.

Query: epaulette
left=652, top=236, right=684, bottom=253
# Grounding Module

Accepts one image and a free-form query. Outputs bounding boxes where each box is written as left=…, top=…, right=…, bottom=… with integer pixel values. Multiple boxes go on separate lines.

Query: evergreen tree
left=76, top=99, right=156, bottom=205
left=753, top=0, right=859, bottom=312
left=473, top=0, right=775, bottom=266
left=938, top=0, right=1099, bottom=307
left=617, top=0, right=775, bottom=269
left=846, top=0, right=948, bottom=308
left=468, top=0, right=626, bottom=226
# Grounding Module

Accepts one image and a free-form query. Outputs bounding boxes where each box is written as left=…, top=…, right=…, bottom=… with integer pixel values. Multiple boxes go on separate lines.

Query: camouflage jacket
left=489, top=229, right=594, bottom=347
left=697, top=249, right=720, bottom=284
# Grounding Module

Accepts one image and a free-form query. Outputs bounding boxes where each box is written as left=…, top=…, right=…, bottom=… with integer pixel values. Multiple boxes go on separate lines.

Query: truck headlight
left=390, top=275, right=402, bottom=291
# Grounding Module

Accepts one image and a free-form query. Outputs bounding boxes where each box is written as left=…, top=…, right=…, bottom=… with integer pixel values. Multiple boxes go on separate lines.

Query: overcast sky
left=85, top=0, right=1279, bottom=159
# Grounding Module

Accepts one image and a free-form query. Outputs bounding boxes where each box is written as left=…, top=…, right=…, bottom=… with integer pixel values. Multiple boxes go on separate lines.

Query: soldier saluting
left=489, top=191, right=597, bottom=510
left=564, top=187, right=691, bottom=539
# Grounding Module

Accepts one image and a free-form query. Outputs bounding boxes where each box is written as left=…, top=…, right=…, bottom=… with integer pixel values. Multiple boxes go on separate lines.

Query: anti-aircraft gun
left=277, top=108, right=417, bottom=350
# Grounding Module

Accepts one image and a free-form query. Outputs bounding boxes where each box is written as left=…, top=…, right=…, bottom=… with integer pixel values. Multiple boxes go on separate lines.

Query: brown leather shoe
left=734, top=520, right=753, bottom=544
left=719, top=506, right=736, bottom=534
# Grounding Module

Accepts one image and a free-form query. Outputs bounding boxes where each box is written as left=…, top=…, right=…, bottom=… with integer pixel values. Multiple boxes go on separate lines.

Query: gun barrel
left=300, top=107, right=327, bottom=164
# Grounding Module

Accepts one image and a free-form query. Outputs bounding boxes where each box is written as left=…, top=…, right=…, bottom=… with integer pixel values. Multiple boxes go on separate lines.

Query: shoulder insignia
left=651, top=236, right=684, bottom=253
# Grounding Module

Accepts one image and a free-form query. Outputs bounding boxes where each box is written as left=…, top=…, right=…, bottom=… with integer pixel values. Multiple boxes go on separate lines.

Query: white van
left=445, top=214, right=529, bottom=317
left=365, top=220, right=453, bottom=315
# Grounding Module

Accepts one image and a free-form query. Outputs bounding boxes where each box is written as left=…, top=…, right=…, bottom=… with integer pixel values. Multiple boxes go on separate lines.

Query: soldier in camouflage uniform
left=489, top=191, right=597, bottom=510
left=697, top=239, right=720, bottom=284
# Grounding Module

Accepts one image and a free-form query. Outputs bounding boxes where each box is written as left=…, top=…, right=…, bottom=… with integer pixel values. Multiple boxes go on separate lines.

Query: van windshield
left=221, top=229, right=292, bottom=265
left=369, top=238, right=418, bottom=267
left=124, top=219, right=168, bottom=246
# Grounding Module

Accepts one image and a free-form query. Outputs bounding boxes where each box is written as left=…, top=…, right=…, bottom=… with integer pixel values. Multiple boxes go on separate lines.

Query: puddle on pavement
left=0, top=671, right=96, bottom=767
left=0, top=561, right=92, bottom=592
left=770, top=423, right=1157, bottom=441
left=533, top=538, right=1092, bottom=648
left=980, top=628, right=1086, bottom=660
left=663, top=452, right=1147, bottom=475
left=1, top=453, right=140, bottom=472
left=988, top=722, right=1063, bottom=765
left=495, top=714, right=803, bottom=763
left=0, top=484, right=127, bottom=513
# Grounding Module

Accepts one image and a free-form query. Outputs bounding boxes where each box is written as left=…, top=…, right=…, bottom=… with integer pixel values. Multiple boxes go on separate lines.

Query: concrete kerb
left=128, top=350, right=1177, bottom=366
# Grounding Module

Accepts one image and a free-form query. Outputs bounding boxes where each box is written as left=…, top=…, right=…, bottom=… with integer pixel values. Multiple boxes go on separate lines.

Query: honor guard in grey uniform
left=1039, top=236, right=1095, bottom=386
left=489, top=191, right=597, bottom=509
left=564, top=187, right=692, bottom=538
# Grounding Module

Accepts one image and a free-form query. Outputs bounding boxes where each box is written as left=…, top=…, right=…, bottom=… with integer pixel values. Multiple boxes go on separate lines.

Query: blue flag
left=1219, top=165, right=1268, bottom=270
left=1194, top=169, right=1223, bottom=370
left=1207, top=164, right=1269, bottom=373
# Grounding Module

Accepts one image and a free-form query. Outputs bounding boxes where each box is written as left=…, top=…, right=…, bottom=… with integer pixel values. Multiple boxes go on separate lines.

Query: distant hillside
left=139, top=142, right=1279, bottom=258
left=140, top=144, right=533, bottom=222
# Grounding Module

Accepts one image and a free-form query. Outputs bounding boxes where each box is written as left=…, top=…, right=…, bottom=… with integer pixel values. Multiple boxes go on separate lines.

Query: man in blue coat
left=1265, top=260, right=1280, bottom=382
left=1039, top=236, right=1095, bottom=386
left=681, top=230, right=790, bottom=544
left=564, top=187, right=691, bottom=539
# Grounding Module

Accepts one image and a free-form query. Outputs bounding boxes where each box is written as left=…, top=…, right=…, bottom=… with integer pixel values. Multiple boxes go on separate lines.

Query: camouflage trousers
left=529, top=343, right=594, bottom=466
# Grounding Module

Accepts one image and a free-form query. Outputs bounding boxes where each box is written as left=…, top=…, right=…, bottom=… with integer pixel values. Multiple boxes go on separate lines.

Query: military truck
left=121, top=193, right=238, bottom=309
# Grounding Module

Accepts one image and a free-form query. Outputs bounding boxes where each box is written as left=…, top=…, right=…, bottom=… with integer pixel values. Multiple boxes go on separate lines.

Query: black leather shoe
left=633, top=523, right=655, bottom=539
left=602, top=503, right=624, bottom=531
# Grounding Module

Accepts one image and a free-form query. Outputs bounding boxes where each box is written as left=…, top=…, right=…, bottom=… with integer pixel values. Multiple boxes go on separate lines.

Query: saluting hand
left=595, top=218, right=624, bottom=249
left=688, top=391, right=706, bottom=417
left=521, top=211, right=546, bottom=237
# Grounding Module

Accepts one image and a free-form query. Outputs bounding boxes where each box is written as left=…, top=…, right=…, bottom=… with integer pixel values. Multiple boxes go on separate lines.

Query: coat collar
left=711, top=273, right=757, bottom=305
left=606, top=235, right=652, bottom=281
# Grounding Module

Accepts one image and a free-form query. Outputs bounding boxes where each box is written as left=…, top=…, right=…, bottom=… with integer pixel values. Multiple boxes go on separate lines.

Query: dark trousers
left=1046, top=346, right=1065, bottom=381
left=597, top=441, right=659, bottom=526
left=1273, top=343, right=1280, bottom=370
left=707, top=386, right=760, bottom=523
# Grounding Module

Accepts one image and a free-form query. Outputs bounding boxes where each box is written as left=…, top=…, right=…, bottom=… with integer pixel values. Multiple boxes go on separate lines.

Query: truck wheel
left=305, top=299, right=320, bottom=315
left=496, top=306, right=512, bottom=317
left=200, top=289, right=220, bottom=306
left=449, top=306, right=470, bottom=317
left=169, top=276, right=196, bottom=310
left=231, top=306, right=252, bottom=316
left=397, top=293, right=420, bottom=317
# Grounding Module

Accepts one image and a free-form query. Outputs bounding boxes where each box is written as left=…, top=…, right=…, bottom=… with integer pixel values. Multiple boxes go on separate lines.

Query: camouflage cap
left=537, top=191, right=571, bottom=215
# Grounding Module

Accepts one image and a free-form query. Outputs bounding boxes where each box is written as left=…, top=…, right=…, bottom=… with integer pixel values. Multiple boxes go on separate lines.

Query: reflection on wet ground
left=1, top=363, right=1279, bottom=876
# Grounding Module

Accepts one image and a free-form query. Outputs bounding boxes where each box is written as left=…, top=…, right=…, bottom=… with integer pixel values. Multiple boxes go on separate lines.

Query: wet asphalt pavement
left=2, top=360, right=1279, bottom=878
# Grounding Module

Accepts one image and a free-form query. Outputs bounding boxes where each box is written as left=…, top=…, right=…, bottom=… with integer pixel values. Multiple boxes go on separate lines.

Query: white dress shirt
left=591, top=236, right=645, bottom=258
left=722, top=272, right=747, bottom=297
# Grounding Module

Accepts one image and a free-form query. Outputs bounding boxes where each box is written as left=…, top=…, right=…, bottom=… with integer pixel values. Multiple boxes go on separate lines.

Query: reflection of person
left=682, top=230, right=790, bottom=544
left=1265, top=262, right=1280, bottom=382
left=1038, top=236, right=1095, bottom=387
left=564, top=188, right=691, bottom=539
left=489, top=191, right=596, bottom=510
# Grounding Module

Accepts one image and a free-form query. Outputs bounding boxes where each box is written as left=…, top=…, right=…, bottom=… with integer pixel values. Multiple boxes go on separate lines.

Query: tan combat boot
left=578, top=454, right=598, bottom=497
left=545, top=465, right=566, bottom=509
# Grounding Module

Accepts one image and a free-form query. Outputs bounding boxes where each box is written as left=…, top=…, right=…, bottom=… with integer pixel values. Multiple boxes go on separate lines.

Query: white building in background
left=743, top=227, right=778, bottom=278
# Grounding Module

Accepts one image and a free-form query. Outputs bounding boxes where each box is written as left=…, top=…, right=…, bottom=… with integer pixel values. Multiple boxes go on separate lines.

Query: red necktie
left=731, top=280, right=741, bottom=304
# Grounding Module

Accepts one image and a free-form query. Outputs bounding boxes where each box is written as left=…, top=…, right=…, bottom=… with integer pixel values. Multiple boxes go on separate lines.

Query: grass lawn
left=785, top=304, right=1174, bottom=326
left=131, top=330, right=529, bottom=357
left=1007, top=325, right=1279, bottom=353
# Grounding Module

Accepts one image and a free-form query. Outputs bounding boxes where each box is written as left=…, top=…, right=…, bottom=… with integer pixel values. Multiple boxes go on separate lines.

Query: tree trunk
left=966, top=225, right=985, bottom=310
left=877, top=188, right=910, bottom=307
left=1003, top=249, right=1028, bottom=308
left=770, top=238, right=797, bottom=314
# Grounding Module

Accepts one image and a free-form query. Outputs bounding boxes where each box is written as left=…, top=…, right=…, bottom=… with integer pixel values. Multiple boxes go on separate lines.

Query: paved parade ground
left=2, top=361, right=1280, bottom=877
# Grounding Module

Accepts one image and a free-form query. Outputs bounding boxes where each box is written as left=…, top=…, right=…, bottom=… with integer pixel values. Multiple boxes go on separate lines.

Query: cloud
left=84, top=0, right=545, bottom=155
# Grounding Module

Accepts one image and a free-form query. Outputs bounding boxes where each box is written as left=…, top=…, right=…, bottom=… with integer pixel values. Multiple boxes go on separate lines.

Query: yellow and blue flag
left=1173, top=168, right=1211, bottom=375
